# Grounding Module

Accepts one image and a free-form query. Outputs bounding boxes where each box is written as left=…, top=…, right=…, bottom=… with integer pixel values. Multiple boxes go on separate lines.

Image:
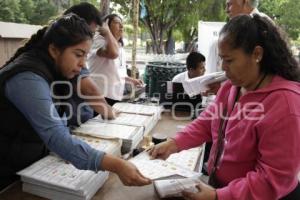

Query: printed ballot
left=129, top=146, right=204, bottom=180
left=154, top=177, right=203, bottom=198
left=17, top=135, right=122, bottom=200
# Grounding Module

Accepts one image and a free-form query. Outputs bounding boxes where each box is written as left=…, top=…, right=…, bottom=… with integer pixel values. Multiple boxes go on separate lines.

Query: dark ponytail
left=220, top=14, right=300, bottom=82
left=3, top=14, right=93, bottom=67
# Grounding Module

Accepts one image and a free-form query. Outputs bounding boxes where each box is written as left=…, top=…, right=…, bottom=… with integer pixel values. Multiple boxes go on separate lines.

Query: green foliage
left=276, top=0, right=300, bottom=40
left=258, top=0, right=285, bottom=18
left=172, top=29, right=183, bottom=41
left=20, top=0, right=35, bottom=24
left=259, top=0, right=300, bottom=40
left=30, top=0, right=58, bottom=25
left=0, top=0, right=57, bottom=25
left=175, top=0, right=226, bottom=45
left=111, top=0, right=227, bottom=53
left=0, top=0, right=98, bottom=25
left=0, top=0, right=25, bottom=23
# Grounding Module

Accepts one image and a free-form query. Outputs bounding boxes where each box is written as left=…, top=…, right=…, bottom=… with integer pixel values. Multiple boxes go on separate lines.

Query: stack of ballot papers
left=151, top=147, right=206, bottom=198
left=17, top=135, right=122, bottom=200
left=129, top=146, right=204, bottom=180
left=73, top=135, right=122, bottom=157
left=166, top=147, right=204, bottom=172
left=72, top=121, right=144, bottom=154
left=135, top=146, right=206, bottom=199
left=182, top=71, right=227, bottom=97
left=112, top=102, right=162, bottom=136
left=154, top=177, right=203, bottom=198
left=73, top=103, right=163, bottom=154
left=113, top=102, right=162, bottom=116
left=92, top=112, right=156, bottom=136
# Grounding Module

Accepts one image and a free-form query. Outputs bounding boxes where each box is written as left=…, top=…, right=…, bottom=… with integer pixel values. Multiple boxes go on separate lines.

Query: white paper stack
left=17, top=135, right=122, bottom=200
left=112, top=102, right=162, bottom=136
left=113, top=102, right=162, bottom=116
left=72, top=121, right=144, bottom=154
left=92, top=112, right=155, bottom=136
left=154, top=177, right=202, bottom=198
left=150, top=147, right=205, bottom=198
left=72, top=103, right=162, bottom=154
left=129, top=146, right=204, bottom=180
left=165, top=147, right=204, bottom=172
left=73, top=135, right=122, bottom=157
left=18, top=156, right=108, bottom=200
left=182, top=71, right=227, bottom=97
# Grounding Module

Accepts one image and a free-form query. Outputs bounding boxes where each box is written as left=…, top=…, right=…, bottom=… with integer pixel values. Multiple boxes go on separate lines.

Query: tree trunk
left=184, top=28, right=197, bottom=52
left=131, top=0, right=139, bottom=80
left=143, top=18, right=162, bottom=54
left=100, top=0, right=110, bottom=17
left=145, top=22, right=164, bottom=54
left=141, top=13, right=180, bottom=54
left=165, top=29, right=175, bottom=55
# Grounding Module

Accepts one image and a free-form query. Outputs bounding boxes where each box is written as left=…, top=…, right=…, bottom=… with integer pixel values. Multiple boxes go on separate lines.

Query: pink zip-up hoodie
left=174, top=76, right=300, bottom=200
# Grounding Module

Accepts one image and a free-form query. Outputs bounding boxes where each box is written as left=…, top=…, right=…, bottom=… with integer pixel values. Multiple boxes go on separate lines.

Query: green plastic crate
left=143, top=61, right=186, bottom=97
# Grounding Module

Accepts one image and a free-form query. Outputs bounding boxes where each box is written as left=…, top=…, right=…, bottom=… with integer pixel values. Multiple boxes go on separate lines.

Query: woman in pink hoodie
left=150, top=14, right=300, bottom=200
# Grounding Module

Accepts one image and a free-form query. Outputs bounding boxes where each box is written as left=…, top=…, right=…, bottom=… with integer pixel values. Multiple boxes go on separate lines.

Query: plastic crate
left=143, top=62, right=186, bottom=97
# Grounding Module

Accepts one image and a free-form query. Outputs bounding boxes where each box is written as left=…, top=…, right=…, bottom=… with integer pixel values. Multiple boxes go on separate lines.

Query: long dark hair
left=4, top=14, right=93, bottom=66
left=219, top=14, right=300, bottom=82
left=104, top=14, right=124, bottom=46
left=63, top=2, right=102, bottom=26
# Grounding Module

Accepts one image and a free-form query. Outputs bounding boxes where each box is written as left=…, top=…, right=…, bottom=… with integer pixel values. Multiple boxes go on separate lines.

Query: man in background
left=205, top=0, right=273, bottom=95
left=226, top=0, right=272, bottom=21
left=172, top=52, right=206, bottom=83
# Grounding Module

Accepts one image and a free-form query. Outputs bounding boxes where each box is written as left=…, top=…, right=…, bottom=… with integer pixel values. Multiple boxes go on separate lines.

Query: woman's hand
left=101, top=154, right=151, bottom=186
left=201, top=82, right=221, bottom=96
left=128, top=77, right=144, bottom=87
left=112, top=108, right=121, bottom=118
left=97, top=19, right=111, bottom=37
left=182, top=182, right=217, bottom=200
left=99, top=105, right=118, bottom=120
left=148, top=139, right=179, bottom=160
left=125, top=77, right=144, bottom=87
left=132, top=78, right=144, bottom=87
left=105, top=108, right=120, bottom=120
left=115, top=159, right=152, bottom=186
